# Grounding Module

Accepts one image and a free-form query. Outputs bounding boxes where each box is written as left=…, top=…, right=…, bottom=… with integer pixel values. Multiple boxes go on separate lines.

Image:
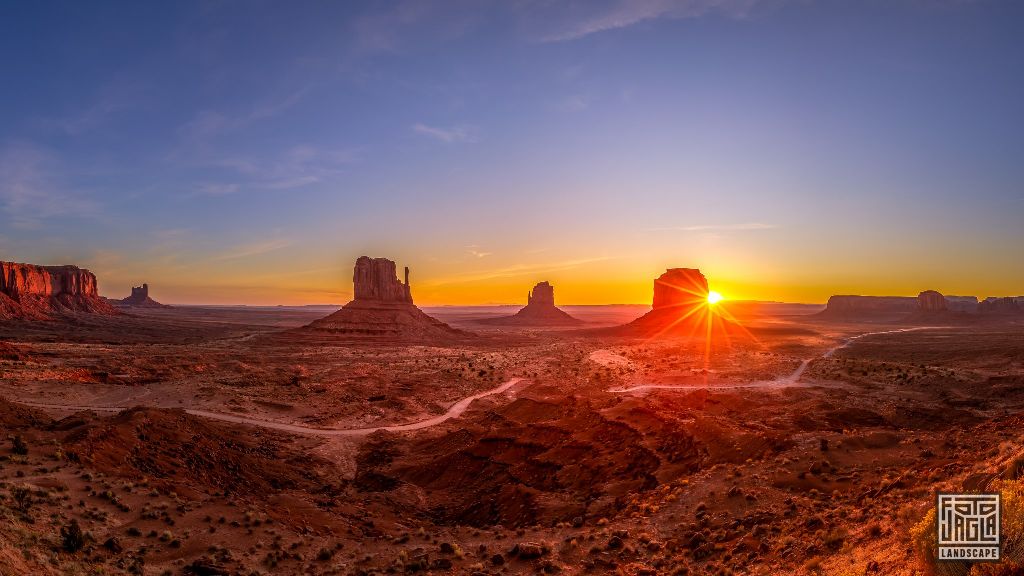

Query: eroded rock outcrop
left=0, top=261, right=119, bottom=320
left=303, top=257, right=464, bottom=340
left=979, top=297, right=1024, bottom=315
left=478, top=281, right=582, bottom=326
left=116, top=283, right=170, bottom=308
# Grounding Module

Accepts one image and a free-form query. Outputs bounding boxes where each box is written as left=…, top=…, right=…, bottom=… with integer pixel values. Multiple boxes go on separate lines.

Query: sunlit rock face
left=479, top=281, right=581, bottom=326
left=353, top=256, right=413, bottom=303
left=304, top=256, right=463, bottom=340
left=652, top=268, right=709, bottom=309
left=0, top=261, right=119, bottom=319
left=917, top=290, right=947, bottom=312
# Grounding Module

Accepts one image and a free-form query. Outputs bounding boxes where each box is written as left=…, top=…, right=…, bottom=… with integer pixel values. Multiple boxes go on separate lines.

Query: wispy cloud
left=560, top=94, right=591, bottom=112
left=192, top=182, right=240, bottom=197
left=211, top=238, right=294, bottom=261
left=351, top=0, right=432, bottom=54
left=647, top=222, right=778, bottom=232
left=188, top=146, right=358, bottom=196
left=0, top=142, right=96, bottom=228
left=42, top=81, right=144, bottom=135
left=178, top=85, right=315, bottom=142
left=412, top=123, right=479, bottom=143
left=538, top=0, right=765, bottom=43
left=349, top=0, right=483, bottom=55
left=427, top=256, right=613, bottom=285
left=466, top=245, right=493, bottom=258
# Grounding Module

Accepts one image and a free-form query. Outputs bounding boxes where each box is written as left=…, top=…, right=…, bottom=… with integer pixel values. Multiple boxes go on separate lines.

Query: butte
left=478, top=281, right=582, bottom=327
left=302, top=256, right=465, bottom=340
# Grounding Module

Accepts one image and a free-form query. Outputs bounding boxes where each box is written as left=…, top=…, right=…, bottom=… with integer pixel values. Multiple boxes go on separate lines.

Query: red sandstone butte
left=304, top=256, right=464, bottom=339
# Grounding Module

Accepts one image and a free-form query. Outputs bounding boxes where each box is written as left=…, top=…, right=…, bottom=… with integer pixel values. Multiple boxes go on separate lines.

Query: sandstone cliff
left=478, top=281, right=582, bottom=326
left=304, top=257, right=464, bottom=340
left=0, top=261, right=119, bottom=319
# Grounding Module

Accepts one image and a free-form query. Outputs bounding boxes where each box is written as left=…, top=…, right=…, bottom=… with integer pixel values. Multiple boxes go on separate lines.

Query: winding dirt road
left=14, top=327, right=946, bottom=435
left=19, top=377, right=525, bottom=437
left=606, top=326, right=943, bottom=394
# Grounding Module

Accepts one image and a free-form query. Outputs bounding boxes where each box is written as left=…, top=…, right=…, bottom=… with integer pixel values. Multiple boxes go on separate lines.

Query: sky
left=1, top=0, right=1022, bottom=306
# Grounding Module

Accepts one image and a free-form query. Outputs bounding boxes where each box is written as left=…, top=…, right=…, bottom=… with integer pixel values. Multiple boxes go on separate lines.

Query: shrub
left=61, top=519, right=85, bottom=552
left=11, top=435, right=27, bottom=456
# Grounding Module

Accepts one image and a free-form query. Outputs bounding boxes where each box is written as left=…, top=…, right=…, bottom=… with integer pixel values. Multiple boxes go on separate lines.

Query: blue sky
left=1, top=0, right=1022, bottom=305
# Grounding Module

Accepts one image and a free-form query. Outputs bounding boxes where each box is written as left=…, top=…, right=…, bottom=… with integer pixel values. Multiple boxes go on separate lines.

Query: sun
left=706, top=290, right=724, bottom=305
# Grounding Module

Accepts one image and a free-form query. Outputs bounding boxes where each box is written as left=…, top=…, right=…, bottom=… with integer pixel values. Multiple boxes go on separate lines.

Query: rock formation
left=816, top=295, right=918, bottom=320
left=116, top=283, right=170, bottom=308
left=303, top=257, right=464, bottom=339
left=945, top=295, right=979, bottom=313
left=652, top=268, right=709, bottom=310
left=478, top=281, right=582, bottom=326
left=352, top=257, right=412, bottom=303
left=0, top=261, right=119, bottom=320
left=917, top=290, right=947, bottom=312
left=978, top=297, right=1024, bottom=315
left=611, top=268, right=737, bottom=337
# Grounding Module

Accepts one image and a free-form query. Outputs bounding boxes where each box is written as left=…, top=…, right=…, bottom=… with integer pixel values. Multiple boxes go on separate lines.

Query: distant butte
left=917, top=290, right=947, bottom=312
left=816, top=295, right=918, bottom=320
left=115, top=283, right=170, bottom=308
left=303, top=256, right=465, bottom=340
left=478, top=281, right=582, bottom=326
left=0, top=261, right=119, bottom=320
left=609, top=267, right=735, bottom=337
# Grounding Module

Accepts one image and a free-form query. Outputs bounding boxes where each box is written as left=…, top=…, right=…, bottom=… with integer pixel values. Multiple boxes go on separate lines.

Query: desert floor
left=1, top=305, right=1023, bottom=575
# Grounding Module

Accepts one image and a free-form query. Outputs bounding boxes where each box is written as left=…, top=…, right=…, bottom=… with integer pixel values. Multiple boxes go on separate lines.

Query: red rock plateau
left=478, top=281, right=582, bottom=326
left=115, top=283, right=170, bottom=308
left=303, top=256, right=464, bottom=340
left=0, top=261, right=119, bottom=320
